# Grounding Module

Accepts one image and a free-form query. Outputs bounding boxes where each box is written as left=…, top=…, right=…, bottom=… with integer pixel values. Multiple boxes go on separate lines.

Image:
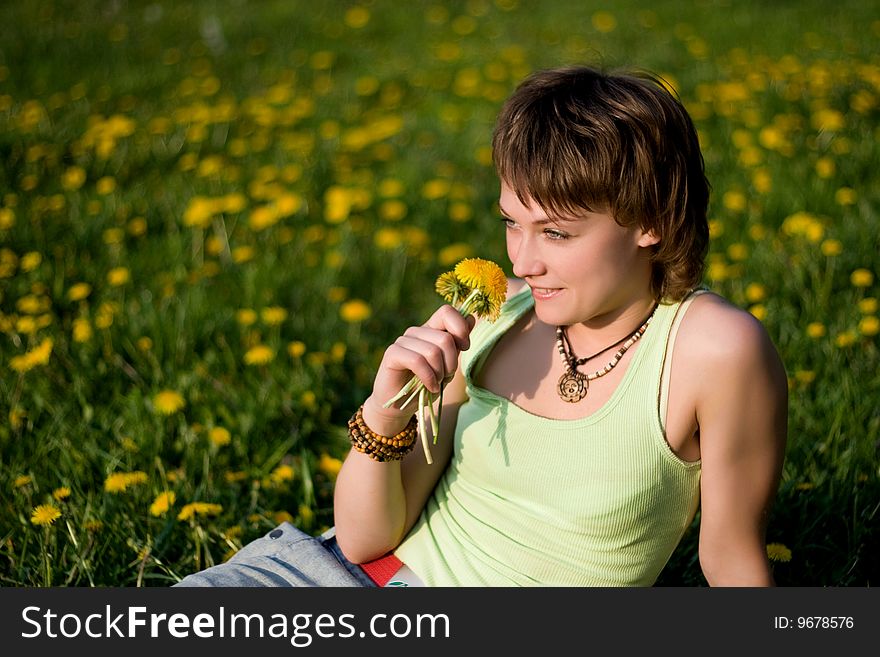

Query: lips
left=530, top=286, right=563, bottom=300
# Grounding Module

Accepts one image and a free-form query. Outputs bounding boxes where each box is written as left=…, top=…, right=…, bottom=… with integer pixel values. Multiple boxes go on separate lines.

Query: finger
left=401, top=327, right=460, bottom=376
left=423, top=305, right=474, bottom=349
left=385, top=338, right=444, bottom=393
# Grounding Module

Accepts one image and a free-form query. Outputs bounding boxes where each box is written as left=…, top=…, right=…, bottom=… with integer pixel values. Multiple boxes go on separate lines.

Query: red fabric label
left=359, top=553, right=404, bottom=586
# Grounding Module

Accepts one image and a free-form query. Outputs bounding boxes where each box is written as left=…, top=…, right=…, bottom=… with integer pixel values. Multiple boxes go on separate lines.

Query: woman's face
left=499, top=182, right=659, bottom=329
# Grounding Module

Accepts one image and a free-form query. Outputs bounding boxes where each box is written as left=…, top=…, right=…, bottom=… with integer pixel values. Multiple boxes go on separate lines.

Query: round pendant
left=557, top=370, right=588, bottom=403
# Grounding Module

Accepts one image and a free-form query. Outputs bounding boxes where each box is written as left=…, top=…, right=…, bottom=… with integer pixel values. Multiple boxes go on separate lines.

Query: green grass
left=1, top=0, right=877, bottom=586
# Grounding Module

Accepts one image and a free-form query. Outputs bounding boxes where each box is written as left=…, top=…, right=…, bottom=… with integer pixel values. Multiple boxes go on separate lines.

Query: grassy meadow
left=1, top=0, right=878, bottom=586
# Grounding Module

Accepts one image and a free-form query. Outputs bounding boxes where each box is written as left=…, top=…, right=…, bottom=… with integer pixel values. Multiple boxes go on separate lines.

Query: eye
left=544, top=228, right=569, bottom=240
left=500, top=217, right=517, bottom=230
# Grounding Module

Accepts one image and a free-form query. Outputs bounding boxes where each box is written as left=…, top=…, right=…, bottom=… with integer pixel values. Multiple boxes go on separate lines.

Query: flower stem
left=418, top=387, right=433, bottom=465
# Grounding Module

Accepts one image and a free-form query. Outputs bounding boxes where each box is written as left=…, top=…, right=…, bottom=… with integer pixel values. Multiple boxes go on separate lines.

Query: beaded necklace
left=555, top=303, right=659, bottom=403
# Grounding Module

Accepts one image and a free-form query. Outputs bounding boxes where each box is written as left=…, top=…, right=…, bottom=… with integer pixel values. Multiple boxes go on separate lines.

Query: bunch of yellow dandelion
left=384, top=258, right=507, bottom=464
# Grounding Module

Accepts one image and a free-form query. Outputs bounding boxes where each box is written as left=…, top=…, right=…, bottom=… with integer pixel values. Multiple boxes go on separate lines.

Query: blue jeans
left=174, top=523, right=377, bottom=587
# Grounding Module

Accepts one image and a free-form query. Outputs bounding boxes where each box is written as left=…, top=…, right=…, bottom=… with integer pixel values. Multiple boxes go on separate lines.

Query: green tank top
left=395, top=285, right=702, bottom=586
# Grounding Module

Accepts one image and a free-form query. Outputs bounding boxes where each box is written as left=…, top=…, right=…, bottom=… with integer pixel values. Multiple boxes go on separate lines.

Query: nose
left=509, top=233, right=546, bottom=280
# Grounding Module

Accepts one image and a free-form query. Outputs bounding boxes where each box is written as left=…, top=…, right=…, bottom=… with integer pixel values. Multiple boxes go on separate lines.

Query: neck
left=564, top=293, right=658, bottom=357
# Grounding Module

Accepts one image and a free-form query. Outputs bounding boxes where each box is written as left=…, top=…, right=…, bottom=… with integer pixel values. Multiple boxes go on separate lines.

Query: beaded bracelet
left=348, top=405, right=417, bottom=462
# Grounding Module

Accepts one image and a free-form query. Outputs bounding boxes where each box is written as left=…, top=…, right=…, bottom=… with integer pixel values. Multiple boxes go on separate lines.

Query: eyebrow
left=497, top=203, right=577, bottom=225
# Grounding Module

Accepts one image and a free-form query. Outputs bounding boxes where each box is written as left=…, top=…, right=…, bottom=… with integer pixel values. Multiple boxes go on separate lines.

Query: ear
left=637, top=228, right=660, bottom=248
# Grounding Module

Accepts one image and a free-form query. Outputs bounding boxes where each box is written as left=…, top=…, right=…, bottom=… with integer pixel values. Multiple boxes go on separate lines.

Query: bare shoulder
left=676, top=291, right=788, bottom=391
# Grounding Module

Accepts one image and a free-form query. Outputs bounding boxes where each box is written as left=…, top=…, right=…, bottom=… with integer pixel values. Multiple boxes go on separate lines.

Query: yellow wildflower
left=104, top=471, right=148, bottom=493
left=9, top=338, right=53, bottom=373
left=31, top=504, right=61, bottom=527
left=67, top=282, right=92, bottom=302
left=821, top=239, right=842, bottom=256
left=209, top=426, right=232, bottom=447
left=340, top=299, right=371, bottom=323
left=858, top=316, right=879, bottom=337
left=270, top=464, right=295, bottom=484
left=745, top=283, right=766, bottom=303
left=107, top=267, right=130, bottom=286
left=806, top=322, right=826, bottom=338
left=62, top=166, right=87, bottom=190
left=14, top=474, right=32, bottom=488
left=766, top=543, right=792, bottom=563
left=73, top=318, right=92, bottom=343
left=260, top=306, right=288, bottom=326
left=236, top=308, right=257, bottom=326
left=318, top=453, right=343, bottom=478
left=850, top=269, right=874, bottom=288
left=150, top=491, right=176, bottom=517
left=835, top=331, right=857, bottom=348
left=153, top=390, right=185, bottom=415
left=177, top=502, right=222, bottom=521
left=858, top=298, right=877, bottom=314
left=244, top=344, right=275, bottom=365
left=52, top=486, right=71, bottom=501
left=288, top=341, right=306, bottom=358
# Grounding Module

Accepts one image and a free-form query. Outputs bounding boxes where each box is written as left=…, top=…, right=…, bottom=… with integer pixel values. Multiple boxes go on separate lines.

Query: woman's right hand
left=361, top=304, right=477, bottom=437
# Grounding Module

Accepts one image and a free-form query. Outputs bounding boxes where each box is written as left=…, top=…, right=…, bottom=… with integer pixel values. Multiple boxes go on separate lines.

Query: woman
left=177, top=65, right=788, bottom=588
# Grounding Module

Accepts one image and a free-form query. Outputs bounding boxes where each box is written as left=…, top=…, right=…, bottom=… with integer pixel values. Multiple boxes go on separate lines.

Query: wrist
left=362, top=395, right=415, bottom=437
left=348, top=404, right=416, bottom=462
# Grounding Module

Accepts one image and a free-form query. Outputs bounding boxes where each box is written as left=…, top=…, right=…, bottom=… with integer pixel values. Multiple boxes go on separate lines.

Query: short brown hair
left=492, top=66, right=709, bottom=301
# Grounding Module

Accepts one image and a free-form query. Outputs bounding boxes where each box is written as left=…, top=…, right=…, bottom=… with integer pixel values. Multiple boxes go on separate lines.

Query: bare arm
left=691, top=300, right=788, bottom=586
left=333, top=305, right=475, bottom=564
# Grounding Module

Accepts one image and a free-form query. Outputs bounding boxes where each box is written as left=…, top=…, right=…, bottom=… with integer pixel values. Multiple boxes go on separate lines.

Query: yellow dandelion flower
left=858, top=298, right=877, bottom=314
left=0, top=207, right=14, bottom=230
left=318, top=453, right=343, bottom=478
left=236, top=308, right=257, bottom=326
left=288, top=341, right=306, bottom=358
left=260, top=306, right=288, bottom=326
left=136, top=336, right=152, bottom=352
left=749, top=304, right=767, bottom=321
left=850, top=268, right=874, bottom=288
left=274, top=510, right=295, bottom=524
left=298, top=503, right=314, bottom=525
left=31, top=504, right=61, bottom=527
left=67, top=282, right=92, bottom=302
left=21, top=251, right=42, bottom=272
left=209, top=426, right=231, bottom=447
left=438, top=243, right=474, bottom=267
left=270, top=464, right=295, bottom=484
left=153, top=390, right=185, bottom=415
left=591, top=10, right=617, bottom=32
left=177, top=502, right=222, bottom=521
left=301, top=390, right=317, bottom=411
left=149, top=491, right=176, bottom=517
left=9, top=338, right=53, bottom=373
left=806, top=322, right=826, bottom=338
left=73, top=318, right=93, bottom=343
left=107, top=267, right=130, bottom=286
left=96, top=176, right=116, bottom=195
left=340, top=299, right=371, bottom=323
left=745, top=283, right=766, bottom=303
left=104, top=471, right=148, bottom=493
left=84, top=519, right=103, bottom=532
left=232, top=245, right=254, bottom=264
left=835, top=331, right=857, bottom=348
left=858, top=316, right=879, bottom=337
left=722, top=190, right=747, bottom=212
left=821, top=239, right=843, bottom=256
left=14, top=474, right=32, bottom=488
left=224, top=471, right=248, bottom=484
left=379, top=199, right=407, bottom=221
left=244, top=344, right=275, bottom=365
left=794, top=370, right=815, bottom=385
left=835, top=187, right=856, bottom=205
left=435, top=271, right=470, bottom=305
left=795, top=482, right=815, bottom=491
left=52, top=486, right=71, bottom=501
left=766, top=543, right=792, bottom=563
